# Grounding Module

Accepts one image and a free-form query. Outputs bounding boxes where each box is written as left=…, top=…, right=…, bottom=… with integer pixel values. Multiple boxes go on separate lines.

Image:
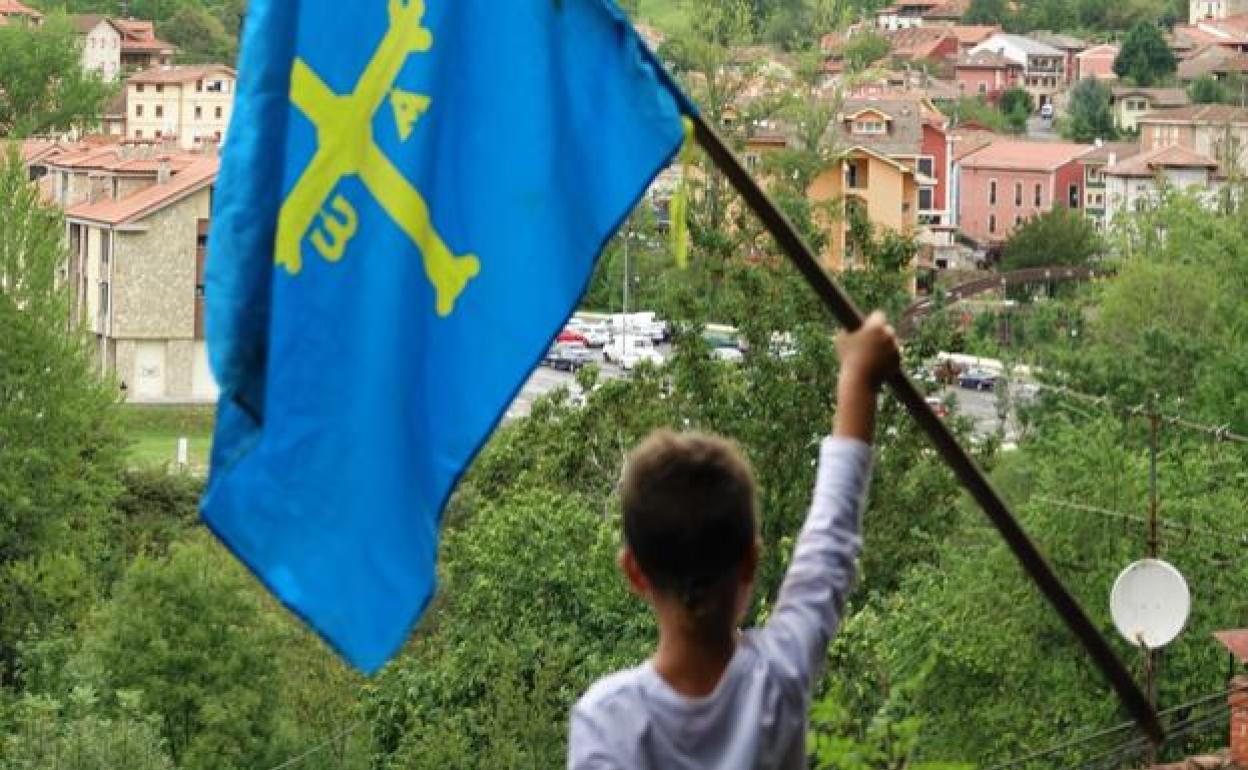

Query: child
left=568, top=312, right=899, bottom=770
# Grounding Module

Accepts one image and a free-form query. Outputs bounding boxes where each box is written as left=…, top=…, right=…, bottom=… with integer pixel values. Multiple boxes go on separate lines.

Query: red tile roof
left=1137, top=104, right=1248, bottom=123
left=67, top=157, right=218, bottom=225
left=959, top=140, right=1091, bottom=171
left=1105, top=144, right=1219, bottom=177
left=949, top=25, right=1002, bottom=47
left=956, top=49, right=1020, bottom=69
left=129, top=64, right=236, bottom=85
left=0, top=0, right=42, bottom=18
left=114, top=18, right=176, bottom=53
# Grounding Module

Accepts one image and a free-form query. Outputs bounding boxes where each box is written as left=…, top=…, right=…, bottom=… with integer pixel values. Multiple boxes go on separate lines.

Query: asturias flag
left=203, top=0, right=688, bottom=672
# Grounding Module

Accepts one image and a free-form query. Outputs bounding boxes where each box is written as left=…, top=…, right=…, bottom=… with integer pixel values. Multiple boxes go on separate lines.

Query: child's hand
left=836, top=311, right=900, bottom=392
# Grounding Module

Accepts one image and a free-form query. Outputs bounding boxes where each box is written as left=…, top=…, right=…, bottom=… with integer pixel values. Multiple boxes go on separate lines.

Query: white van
left=604, top=335, right=665, bottom=370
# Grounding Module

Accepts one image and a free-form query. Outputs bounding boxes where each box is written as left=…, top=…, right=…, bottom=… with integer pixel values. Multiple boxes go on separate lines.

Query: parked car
left=710, top=346, right=744, bottom=363
left=959, top=369, right=998, bottom=391
left=925, top=396, right=950, bottom=418
left=1040, top=103, right=1054, bottom=119
left=556, top=328, right=589, bottom=346
left=567, top=319, right=610, bottom=347
left=603, top=335, right=664, bottom=370
left=543, top=342, right=595, bottom=372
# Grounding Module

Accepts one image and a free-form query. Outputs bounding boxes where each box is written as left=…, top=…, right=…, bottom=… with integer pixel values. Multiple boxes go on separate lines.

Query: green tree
left=998, top=87, right=1034, bottom=133
left=843, top=31, right=891, bottom=73
left=0, top=147, right=125, bottom=677
left=1001, top=207, right=1104, bottom=272
left=159, top=6, right=236, bottom=64
left=963, top=0, right=1009, bottom=25
left=1059, top=77, right=1118, bottom=142
left=0, top=13, right=115, bottom=137
left=2, top=689, right=174, bottom=770
left=1114, top=21, right=1177, bottom=86
left=1188, top=74, right=1228, bottom=104
left=77, top=536, right=285, bottom=770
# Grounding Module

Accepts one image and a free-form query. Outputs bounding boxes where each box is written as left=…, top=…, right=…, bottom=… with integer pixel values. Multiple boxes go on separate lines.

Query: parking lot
left=504, top=348, right=1024, bottom=442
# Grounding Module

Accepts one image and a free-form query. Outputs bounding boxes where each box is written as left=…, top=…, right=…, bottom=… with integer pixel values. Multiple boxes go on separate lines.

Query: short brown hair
left=620, top=430, right=758, bottom=617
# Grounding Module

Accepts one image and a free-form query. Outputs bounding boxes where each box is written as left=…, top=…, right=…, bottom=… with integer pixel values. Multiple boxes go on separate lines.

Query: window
left=135, top=129, right=143, bottom=138
left=1069, top=184, right=1080, bottom=208
left=917, top=157, right=935, bottom=177
left=846, top=161, right=860, bottom=189
left=1088, top=167, right=1103, bottom=184
left=196, top=79, right=203, bottom=92
left=206, top=80, right=224, bottom=92
left=154, top=130, right=162, bottom=139
left=1014, top=182, right=1022, bottom=206
left=195, top=105, right=203, bottom=119
left=214, top=106, right=223, bottom=119
left=155, top=84, right=164, bottom=94
left=1014, top=214, right=1022, bottom=228
left=853, top=120, right=885, bottom=134
left=989, top=214, right=997, bottom=233
left=978, top=82, right=987, bottom=95
left=745, top=153, right=759, bottom=171
left=136, top=83, right=144, bottom=93
left=154, top=105, right=163, bottom=118
left=1034, top=183, right=1042, bottom=206
left=919, top=187, right=934, bottom=210
left=989, top=179, right=997, bottom=205
left=135, top=104, right=144, bottom=117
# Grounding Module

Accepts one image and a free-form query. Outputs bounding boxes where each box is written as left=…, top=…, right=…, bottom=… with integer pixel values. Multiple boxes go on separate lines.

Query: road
left=1027, top=114, right=1057, bottom=140
left=505, top=350, right=1024, bottom=443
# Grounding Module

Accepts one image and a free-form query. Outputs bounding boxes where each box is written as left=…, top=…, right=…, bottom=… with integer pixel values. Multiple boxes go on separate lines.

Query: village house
left=0, top=0, right=40, bottom=25
left=1173, top=13, right=1248, bottom=55
left=876, top=0, right=946, bottom=31
left=27, top=140, right=220, bottom=402
left=72, top=15, right=124, bottom=82
left=126, top=65, right=237, bottom=150
left=956, top=140, right=1088, bottom=246
left=1103, top=144, right=1224, bottom=224
left=954, top=50, right=1023, bottom=102
left=1191, top=0, right=1248, bottom=21
left=115, top=18, right=177, bottom=72
left=1178, top=43, right=1242, bottom=81
left=1110, top=87, right=1190, bottom=132
left=1137, top=104, right=1248, bottom=172
left=834, top=97, right=952, bottom=229
left=885, top=27, right=960, bottom=70
left=948, top=25, right=1001, bottom=52
left=808, top=146, right=920, bottom=272
left=1078, top=141, right=1141, bottom=230
left=1075, top=43, right=1120, bottom=81
left=970, top=34, right=1066, bottom=108
left=1031, top=31, right=1089, bottom=86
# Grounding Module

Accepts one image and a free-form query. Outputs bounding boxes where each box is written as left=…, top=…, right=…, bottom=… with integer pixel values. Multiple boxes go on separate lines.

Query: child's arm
left=757, top=312, right=898, bottom=685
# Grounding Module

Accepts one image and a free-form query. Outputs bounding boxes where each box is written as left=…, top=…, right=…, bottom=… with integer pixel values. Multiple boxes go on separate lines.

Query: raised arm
left=757, top=312, right=899, bottom=685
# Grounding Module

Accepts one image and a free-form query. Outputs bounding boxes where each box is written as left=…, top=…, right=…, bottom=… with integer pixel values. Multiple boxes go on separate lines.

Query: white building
left=72, top=15, right=123, bottom=82
left=969, top=34, right=1066, bottom=107
left=1190, top=0, right=1248, bottom=21
left=1103, top=145, right=1222, bottom=225
left=126, top=65, right=236, bottom=151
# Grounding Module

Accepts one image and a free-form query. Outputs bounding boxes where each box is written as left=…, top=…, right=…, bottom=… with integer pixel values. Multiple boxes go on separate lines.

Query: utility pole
left=1144, top=410, right=1161, bottom=765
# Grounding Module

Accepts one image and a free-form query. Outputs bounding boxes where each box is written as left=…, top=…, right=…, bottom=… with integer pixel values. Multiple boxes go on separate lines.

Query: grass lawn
left=635, top=0, right=692, bottom=35
left=121, top=405, right=215, bottom=473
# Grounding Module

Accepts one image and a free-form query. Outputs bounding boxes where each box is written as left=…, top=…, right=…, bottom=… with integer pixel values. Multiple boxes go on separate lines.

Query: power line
left=1027, top=382, right=1248, bottom=445
left=262, top=722, right=361, bottom=770
left=982, top=686, right=1239, bottom=770
left=1033, top=497, right=1248, bottom=547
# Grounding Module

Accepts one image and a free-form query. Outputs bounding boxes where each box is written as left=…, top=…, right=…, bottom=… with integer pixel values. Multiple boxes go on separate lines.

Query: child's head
left=619, top=430, right=760, bottom=639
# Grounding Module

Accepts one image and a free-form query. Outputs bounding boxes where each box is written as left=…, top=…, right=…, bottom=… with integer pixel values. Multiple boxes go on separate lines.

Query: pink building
left=956, top=141, right=1090, bottom=246
left=1076, top=44, right=1120, bottom=80
left=955, top=51, right=1023, bottom=102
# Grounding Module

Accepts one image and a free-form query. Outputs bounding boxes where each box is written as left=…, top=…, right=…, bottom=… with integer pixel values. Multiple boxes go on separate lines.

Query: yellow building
left=808, top=146, right=919, bottom=272
left=126, top=65, right=236, bottom=150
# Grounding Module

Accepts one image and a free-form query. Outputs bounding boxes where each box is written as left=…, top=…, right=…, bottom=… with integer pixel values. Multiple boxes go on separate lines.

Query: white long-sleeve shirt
left=568, top=437, right=873, bottom=770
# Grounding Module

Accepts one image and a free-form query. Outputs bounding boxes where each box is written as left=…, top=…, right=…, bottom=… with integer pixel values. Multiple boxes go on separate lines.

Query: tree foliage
left=843, top=32, right=891, bottom=73
left=1060, top=77, right=1118, bottom=142
left=1114, top=21, right=1177, bottom=86
left=998, top=87, right=1035, bottom=133
left=1001, top=207, right=1104, bottom=272
left=0, top=13, right=115, bottom=137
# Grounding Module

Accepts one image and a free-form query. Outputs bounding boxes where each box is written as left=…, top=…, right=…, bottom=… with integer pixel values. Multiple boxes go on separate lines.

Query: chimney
left=157, top=155, right=171, bottom=184
left=1231, top=676, right=1248, bottom=768
left=1108, top=152, right=1117, bottom=167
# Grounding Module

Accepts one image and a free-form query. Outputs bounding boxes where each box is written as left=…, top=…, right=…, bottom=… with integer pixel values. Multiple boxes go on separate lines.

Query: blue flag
left=203, top=0, right=689, bottom=673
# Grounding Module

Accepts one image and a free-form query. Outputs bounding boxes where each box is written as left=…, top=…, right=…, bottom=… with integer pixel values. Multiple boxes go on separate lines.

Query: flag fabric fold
left=203, top=0, right=687, bottom=673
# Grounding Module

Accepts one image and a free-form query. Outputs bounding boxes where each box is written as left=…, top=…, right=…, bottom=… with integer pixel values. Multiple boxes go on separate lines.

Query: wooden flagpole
left=688, top=112, right=1164, bottom=745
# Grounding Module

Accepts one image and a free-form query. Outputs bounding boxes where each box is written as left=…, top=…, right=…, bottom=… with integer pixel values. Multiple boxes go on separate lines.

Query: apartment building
left=73, top=15, right=124, bottom=81
left=957, top=141, right=1089, bottom=245
left=1190, top=0, right=1248, bottom=21
left=126, top=65, right=236, bottom=150
left=1138, top=104, right=1248, bottom=172
left=970, top=34, right=1066, bottom=107
left=1079, top=141, right=1141, bottom=230
left=809, top=146, right=920, bottom=271
left=1103, top=145, right=1223, bottom=224
left=1110, top=88, right=1190, bottom=132
left=30, top=141, right=220, bottom=402
left=1031, top=31, right=1089, bottom=86
left=116, top=18, right=176, bottom=71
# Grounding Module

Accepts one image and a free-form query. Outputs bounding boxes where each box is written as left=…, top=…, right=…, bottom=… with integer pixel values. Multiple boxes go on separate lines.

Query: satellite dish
left=1110, top=559, right=1190, bottom=649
